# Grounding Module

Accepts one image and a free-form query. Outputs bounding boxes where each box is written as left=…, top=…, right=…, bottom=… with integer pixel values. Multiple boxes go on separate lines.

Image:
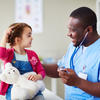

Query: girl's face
left=18, top=27, right=33, bottom=48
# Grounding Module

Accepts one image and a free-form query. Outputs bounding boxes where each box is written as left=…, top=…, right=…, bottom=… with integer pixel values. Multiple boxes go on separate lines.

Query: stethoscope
left=70, top=32, right=88, bottom=70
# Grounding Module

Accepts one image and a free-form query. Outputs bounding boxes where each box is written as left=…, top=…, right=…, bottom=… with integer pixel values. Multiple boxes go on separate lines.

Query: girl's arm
left=31, top=51, right=46, bottom=79
left=0, top=28, right=11, bottom=47
left=0, top=28, right=12, bottom=60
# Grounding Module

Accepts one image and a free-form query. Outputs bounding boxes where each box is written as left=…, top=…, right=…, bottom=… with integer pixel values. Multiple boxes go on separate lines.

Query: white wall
left=0, top=0, right=96, bottom=98
left=0, top=0, right=96, bottom=60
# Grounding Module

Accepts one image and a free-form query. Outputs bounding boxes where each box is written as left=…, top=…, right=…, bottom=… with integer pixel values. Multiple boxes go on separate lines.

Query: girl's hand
left=0, top=28, right=12, bottom=47
left=28, top=74, right=42, bottom=81
left=4, top=28, right=12, bottom=43
left=0, top=28, right=12, bottom=44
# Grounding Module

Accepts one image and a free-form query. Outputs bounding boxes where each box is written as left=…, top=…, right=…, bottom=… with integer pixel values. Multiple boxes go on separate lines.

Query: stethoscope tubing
left=70, top=32, right=88, bottom=70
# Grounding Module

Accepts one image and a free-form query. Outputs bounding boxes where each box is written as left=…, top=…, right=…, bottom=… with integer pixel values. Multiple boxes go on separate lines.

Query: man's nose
left=31, top=37, right=33, bottom=40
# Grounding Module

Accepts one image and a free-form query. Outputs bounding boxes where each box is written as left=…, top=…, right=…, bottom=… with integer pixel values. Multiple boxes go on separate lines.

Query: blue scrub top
left=57, top=38, right=100, bottom=100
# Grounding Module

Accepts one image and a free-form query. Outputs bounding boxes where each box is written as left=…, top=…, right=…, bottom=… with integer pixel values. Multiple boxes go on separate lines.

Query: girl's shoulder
left=25, top=49, right=40, bottom=62
left=0, top=47, right=14, bottom=52
left=25, top=49, right=38, bottom=56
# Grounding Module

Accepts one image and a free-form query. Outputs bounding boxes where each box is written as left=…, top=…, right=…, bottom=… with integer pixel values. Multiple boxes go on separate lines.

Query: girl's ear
left=15, top=37, right=21, bottom=44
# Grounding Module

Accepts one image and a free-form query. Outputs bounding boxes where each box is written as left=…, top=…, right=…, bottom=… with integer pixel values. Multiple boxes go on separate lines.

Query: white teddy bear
left=0, top=63, right=45, bottom=100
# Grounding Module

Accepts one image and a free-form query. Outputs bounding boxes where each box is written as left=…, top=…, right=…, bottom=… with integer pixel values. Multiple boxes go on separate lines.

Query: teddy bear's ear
left=0, top=73, right=7, bottom=82
left=5, top=63, right=12, bottom=68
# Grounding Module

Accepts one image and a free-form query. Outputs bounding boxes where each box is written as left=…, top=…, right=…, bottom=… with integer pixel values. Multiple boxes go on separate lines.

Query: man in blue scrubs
left=43, top=7, right=100, bottom=100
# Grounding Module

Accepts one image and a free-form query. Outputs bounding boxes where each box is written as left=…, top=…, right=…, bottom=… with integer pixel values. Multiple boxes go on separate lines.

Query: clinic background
left=0, top=0, right=97, bottom=99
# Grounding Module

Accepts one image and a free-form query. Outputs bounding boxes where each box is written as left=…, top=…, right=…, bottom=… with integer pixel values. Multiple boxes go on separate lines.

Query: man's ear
left=87, top=26, right=93, bottom=33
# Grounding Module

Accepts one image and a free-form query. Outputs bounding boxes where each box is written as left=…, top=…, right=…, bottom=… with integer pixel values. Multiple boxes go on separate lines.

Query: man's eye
left=28, top=35, right=31, bottom=37
left=27, top=34, right=31, bottom=37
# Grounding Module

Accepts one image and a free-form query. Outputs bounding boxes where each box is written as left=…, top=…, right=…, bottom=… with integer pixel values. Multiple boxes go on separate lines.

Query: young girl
left=0, top=23, right=45, bottom=100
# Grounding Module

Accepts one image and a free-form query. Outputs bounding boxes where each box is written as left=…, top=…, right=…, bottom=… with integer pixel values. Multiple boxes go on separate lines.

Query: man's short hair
left=70, top=7, right=97, bottom=31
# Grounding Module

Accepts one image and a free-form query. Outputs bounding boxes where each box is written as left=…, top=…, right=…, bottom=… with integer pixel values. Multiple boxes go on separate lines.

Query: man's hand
left=58, top=68, right=80, bottom=86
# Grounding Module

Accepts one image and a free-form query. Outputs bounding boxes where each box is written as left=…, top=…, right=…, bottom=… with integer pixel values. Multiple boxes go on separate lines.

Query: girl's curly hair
left=8, top=23, right=32, bottom=47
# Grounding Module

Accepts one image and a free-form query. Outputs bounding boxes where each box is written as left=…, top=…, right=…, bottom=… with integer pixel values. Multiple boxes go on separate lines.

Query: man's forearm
left=42, top=64, right=59, bottom=78
left=76, top=78, right=100, bottom=97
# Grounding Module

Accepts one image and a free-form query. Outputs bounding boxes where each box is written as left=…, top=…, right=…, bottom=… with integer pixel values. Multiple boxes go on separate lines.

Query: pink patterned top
left=0, top=47, right=45, bottom=95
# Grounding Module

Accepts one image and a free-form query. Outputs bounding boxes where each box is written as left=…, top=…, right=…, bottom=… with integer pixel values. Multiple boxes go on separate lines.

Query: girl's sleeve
left=35, top=57, right=46, bottom=79
left=31, top=51, right=46, bottom=79
left=0, top=47, right=9, bottom=61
